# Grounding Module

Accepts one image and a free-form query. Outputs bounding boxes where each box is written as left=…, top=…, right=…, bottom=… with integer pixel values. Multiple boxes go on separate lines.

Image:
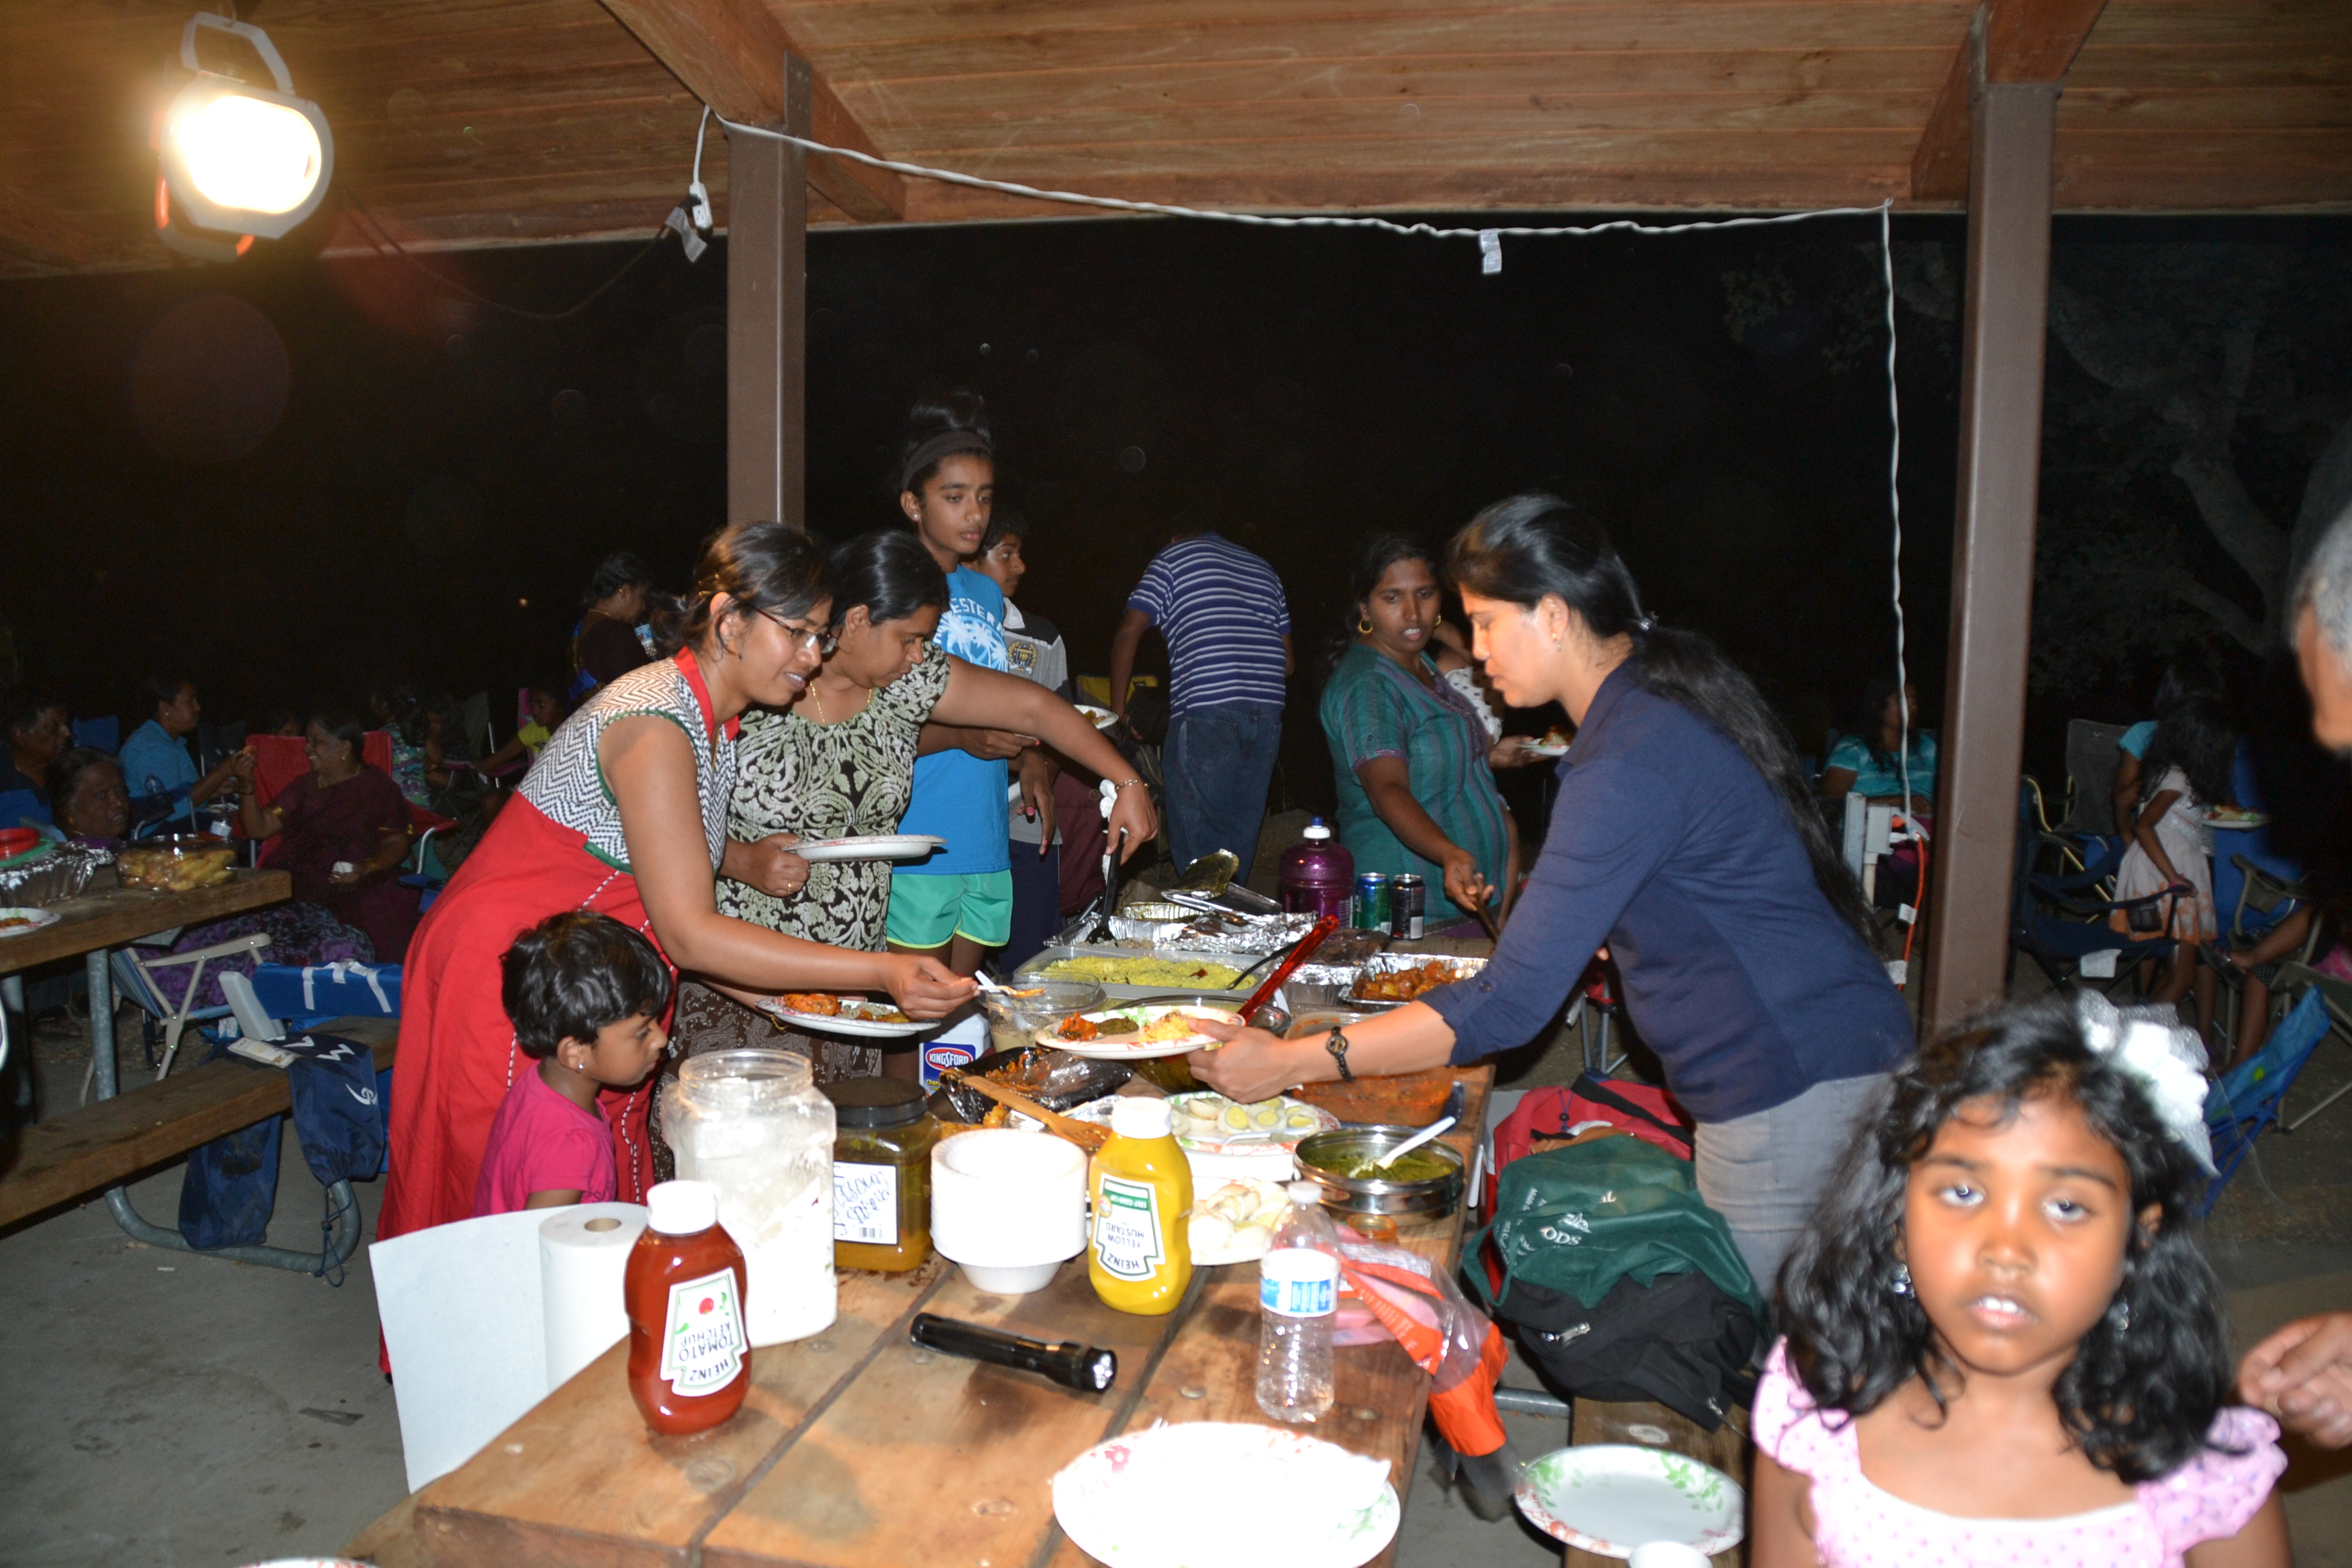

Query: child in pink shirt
left=472, top=912, right=670, bottom=1215
left=1751, top=993, right=2286, bottom=1567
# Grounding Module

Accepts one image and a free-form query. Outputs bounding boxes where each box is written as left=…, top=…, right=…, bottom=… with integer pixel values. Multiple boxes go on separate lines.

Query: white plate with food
left=1513, top=1445, right=1744, bottom=1558
left=1520, top=729, right=1571, bottom=760
left=755, top=994, right=934, bottom=1037
left=1036, top=1003, right=1243, bottom=1058
left=1075, top=703, right=1120, bottom=730
left=788, top=834, right=947, bottom=864
left=0, top=906, right=61, bottom=939
left=1054, top=1422, right=1399, bottom=1568
left=2204, top=808, right=2270, bottom=830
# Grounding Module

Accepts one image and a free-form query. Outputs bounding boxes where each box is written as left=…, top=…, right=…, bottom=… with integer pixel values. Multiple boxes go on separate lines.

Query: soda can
left=1390, top=874, right=1426, bottom=941
left=1353, top=872, right=1391, bottom=932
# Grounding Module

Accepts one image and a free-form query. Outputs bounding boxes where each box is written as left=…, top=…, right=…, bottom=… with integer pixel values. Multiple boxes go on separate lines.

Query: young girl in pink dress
left=1751, top=992, right=2288, bottom=1567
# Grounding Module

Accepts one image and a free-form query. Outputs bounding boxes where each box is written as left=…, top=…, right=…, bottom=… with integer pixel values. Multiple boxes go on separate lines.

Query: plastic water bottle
left=1255, top=1181, right=1341, bottom=1423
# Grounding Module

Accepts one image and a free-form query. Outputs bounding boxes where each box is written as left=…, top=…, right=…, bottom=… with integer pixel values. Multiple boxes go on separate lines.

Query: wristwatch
left=1324, top=1026, right=1355, bottom=1083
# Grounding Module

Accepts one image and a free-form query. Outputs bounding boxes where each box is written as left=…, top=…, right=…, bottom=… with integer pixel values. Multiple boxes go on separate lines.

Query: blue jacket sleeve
left=1423, top=754, right=1684, bottom=1063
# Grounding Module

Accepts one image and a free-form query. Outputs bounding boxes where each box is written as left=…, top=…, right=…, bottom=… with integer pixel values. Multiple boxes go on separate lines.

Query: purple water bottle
left=1278, top=818, right=1355, bottom=924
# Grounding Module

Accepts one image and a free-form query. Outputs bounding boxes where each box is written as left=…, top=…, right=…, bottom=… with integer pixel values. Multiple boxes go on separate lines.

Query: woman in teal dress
left=1319, top=536, right=1528, bottom=927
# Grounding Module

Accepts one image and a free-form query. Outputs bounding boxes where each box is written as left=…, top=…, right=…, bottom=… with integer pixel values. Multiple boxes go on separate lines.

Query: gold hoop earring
left=1356, top=617, right=1373, bottom=635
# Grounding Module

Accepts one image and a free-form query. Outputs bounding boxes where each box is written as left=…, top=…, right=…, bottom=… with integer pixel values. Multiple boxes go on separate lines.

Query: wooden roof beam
left=596, top=0, right=904, bottom=223
left=1912, top=0, right=2110, bottom=201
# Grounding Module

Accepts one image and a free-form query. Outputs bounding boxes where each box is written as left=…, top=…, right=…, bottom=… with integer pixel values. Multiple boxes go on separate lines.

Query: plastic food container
left=1294, top=1126, right=1465, bottom=1218
left=115, top=836, right=238, bottom=893
left=977, top=979, right=1106, bottom=1060
left=660, top=1049, right=837, bottom=1345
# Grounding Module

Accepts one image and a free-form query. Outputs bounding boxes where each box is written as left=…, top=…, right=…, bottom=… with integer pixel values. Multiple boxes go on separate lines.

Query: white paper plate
left=1034, top=1004, right=1242, bottom=1059
left=789, top=834, right=947, bottom=863
left=1513, top=1445, right=1745, bottom=1558
left=1075, top=703, right=1119, bottom=730
left=0, top=906, right=61, bottom=939
left=755, top=996, right=936, bottom=1038
left=1522, top=738, right=1570, bottom=758
left=2204, top=810, right=2270, bottom=829
left=1054, top=1422, right=1399, bottom=1568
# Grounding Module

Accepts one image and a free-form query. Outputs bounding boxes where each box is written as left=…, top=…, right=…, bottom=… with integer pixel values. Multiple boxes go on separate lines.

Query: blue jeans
left=1164, top=701, right=1284, bottom=881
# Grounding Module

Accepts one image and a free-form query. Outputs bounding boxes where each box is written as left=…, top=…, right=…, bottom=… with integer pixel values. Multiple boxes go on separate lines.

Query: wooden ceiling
left=2, top=0, right=2346, bottom=280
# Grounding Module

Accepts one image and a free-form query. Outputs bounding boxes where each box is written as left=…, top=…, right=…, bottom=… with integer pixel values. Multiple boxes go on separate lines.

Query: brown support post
left=726, top=54, right=811, bottom=530
left=1920, top=71, right=2059, bottom=1030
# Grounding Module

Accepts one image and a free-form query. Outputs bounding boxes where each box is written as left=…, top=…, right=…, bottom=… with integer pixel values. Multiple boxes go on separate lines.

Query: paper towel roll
left=539, top=1205, right=647, bottom=1392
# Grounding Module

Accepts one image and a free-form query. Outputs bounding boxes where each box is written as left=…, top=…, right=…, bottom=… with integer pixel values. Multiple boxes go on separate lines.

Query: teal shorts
left=885, top=868, right=1014, bottom=950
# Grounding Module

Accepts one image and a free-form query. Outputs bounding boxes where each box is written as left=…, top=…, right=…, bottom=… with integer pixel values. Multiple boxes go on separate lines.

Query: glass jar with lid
left=822, top=1078, right=941, bottom=1273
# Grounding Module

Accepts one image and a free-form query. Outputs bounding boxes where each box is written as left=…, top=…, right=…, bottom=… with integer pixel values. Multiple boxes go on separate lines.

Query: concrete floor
left=3, top=979, right=2349, bottom=1567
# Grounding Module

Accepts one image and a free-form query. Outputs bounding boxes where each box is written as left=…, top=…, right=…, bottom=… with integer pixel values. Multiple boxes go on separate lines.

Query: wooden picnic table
left=350, top=1061, right=1494, bottom=1568
left=0, top=866, right=291, bottom=977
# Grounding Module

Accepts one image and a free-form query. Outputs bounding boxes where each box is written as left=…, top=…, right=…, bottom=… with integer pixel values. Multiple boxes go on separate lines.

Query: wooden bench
left=0, top=1014, right=397, bottom=1232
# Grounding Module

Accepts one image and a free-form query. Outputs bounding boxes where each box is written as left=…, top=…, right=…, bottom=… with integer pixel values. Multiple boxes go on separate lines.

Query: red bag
left=1492, top=1073, right=1694, bottom=1178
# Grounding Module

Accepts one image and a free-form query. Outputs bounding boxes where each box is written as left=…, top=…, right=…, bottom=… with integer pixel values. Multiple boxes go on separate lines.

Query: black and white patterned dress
left=669, top=647, right=955, bottom=1090
left=719, top=643, right=952, bottom=951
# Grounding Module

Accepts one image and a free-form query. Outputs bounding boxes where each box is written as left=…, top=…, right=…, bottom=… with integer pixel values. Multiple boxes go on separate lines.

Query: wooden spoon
left=940, top=1069, right=1113, bottom=1152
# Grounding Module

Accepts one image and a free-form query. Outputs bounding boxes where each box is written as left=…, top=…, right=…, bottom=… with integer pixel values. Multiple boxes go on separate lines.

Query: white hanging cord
left=1882, top=203, right=1911, bottom=830
left=712, top=114, right=1894, bottom=253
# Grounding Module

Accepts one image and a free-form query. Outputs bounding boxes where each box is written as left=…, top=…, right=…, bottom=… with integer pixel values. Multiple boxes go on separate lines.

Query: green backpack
left=1469, top=1134, right=1759, bottom=1313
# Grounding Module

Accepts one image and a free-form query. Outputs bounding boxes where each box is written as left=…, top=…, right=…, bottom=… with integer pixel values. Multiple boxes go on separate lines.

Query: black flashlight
left=909, top=1313, right=1118, bottom=1393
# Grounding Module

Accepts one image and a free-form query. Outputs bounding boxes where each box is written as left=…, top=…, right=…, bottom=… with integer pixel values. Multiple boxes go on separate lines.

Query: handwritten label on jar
left=833, top=1162, right=898, bottom=1247
left=1091, top=1175, right=1166, bottom=1281
left=658, top=1269, right=747, bottom=1396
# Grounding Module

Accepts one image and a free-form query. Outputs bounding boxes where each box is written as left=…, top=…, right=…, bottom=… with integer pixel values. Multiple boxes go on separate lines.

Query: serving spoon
left=1373, top=1113, right=1458, bottom=1171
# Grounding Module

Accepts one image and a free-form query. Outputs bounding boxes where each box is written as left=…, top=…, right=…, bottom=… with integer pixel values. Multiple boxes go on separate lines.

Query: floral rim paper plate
left=1513, top=1444, right=1744, bottom=1558
left=0, top=906, right=61, bottom=939
left=1054, top=1422, right=1399, bottom=1568
left=1036, top=1004, right=1242, bottom=1059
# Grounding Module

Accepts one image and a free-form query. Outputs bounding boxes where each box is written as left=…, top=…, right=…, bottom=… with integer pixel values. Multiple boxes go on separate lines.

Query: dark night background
left=4, top=206, right=2349, bottom=822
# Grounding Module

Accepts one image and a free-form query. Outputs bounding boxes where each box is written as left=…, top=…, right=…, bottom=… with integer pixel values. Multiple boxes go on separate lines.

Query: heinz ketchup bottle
left=625, top=1179, right=751, bottom=1435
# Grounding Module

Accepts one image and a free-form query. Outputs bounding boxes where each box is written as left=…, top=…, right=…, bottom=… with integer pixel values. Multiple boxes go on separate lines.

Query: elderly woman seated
left=46, top=745, right=375, bottom=1017
left=47, top=747, right=131, bottom=845
left=231, top=711, right=421, bottom=961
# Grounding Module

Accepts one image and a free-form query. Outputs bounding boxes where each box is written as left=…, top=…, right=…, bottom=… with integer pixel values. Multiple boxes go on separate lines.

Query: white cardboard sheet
left=370, top=1201, right=643, bottom=1492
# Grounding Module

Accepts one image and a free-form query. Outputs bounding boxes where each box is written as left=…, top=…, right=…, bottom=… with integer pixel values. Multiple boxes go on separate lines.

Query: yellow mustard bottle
left=1089, top=1096, right=1194, bottom=1314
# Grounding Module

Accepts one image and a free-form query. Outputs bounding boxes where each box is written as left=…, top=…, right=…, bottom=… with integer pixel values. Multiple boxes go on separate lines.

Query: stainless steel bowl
left=1294, top=1125, right=1465, bottom=1217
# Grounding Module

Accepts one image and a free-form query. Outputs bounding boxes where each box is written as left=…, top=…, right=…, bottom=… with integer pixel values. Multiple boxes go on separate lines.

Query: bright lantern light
left=156, top=14, right=334, bottom=250
left=172, top=95, right=323, bottom=216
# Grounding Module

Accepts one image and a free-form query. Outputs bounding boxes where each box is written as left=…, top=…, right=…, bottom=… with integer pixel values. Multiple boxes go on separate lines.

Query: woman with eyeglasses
left=380, top=523, right=983, bottom=1269
left=672, top=527, right=1156, bottom=1079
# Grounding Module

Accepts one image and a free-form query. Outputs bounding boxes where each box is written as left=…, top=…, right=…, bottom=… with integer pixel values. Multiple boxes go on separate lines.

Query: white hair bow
left=2076, top=992, right=2217, bottom=1173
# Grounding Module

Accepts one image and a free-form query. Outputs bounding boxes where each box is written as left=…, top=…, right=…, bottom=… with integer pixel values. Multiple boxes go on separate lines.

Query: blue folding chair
left=2198, top=987, right=2332, bottom=1217
left=2011, top=783, right=2173, bottom=994
left=72, top=715, right=118, bottom=755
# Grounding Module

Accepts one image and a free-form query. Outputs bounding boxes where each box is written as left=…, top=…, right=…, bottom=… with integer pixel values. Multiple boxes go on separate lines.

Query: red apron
left=379, top=650, right=735, bottom=1250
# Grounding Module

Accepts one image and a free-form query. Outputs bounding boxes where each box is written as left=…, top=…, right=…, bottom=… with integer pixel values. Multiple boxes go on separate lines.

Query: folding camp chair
left=2198, top=987, right=2332, bottom=1216
left=220, top=961, right=402, bottom=1050
left=2057, top=719, right=2132, bottom=839
left=2266, top=962, right=2352, bottom=1132
left=2010, top=783, right=2172, bottom=994
left=2202, top=857, right=2317, bottom=1051
left=95, top=932, right=271, bottom=1091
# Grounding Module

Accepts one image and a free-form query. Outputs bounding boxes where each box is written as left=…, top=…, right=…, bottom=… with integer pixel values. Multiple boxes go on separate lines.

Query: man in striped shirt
left=1109, top=532, right=1292, bottom=879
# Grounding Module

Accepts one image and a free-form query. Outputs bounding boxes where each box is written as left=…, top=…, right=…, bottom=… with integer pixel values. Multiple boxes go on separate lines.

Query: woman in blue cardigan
left=1195, top=494, right=1913, bottom=1289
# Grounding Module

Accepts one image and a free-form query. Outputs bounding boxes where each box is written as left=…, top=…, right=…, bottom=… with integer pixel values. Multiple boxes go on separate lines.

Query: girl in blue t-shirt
left=887, top=393, right=1026, bottom=976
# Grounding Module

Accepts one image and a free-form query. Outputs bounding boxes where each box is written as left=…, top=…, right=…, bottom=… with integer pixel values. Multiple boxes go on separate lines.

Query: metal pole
left=1920, top=75, right=2059, bottom=1032
left=726, top=55, right=811, bottom=532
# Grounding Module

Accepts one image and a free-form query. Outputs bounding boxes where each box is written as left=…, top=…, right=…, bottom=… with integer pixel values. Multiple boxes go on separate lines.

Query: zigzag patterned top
left=518, top=653, right=734, bottom=872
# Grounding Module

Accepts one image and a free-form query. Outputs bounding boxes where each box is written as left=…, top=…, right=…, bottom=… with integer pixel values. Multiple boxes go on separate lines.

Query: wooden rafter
left=1913, top=0, right=2112, bottom=201
left=595, top=0, right=904, bottom=223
